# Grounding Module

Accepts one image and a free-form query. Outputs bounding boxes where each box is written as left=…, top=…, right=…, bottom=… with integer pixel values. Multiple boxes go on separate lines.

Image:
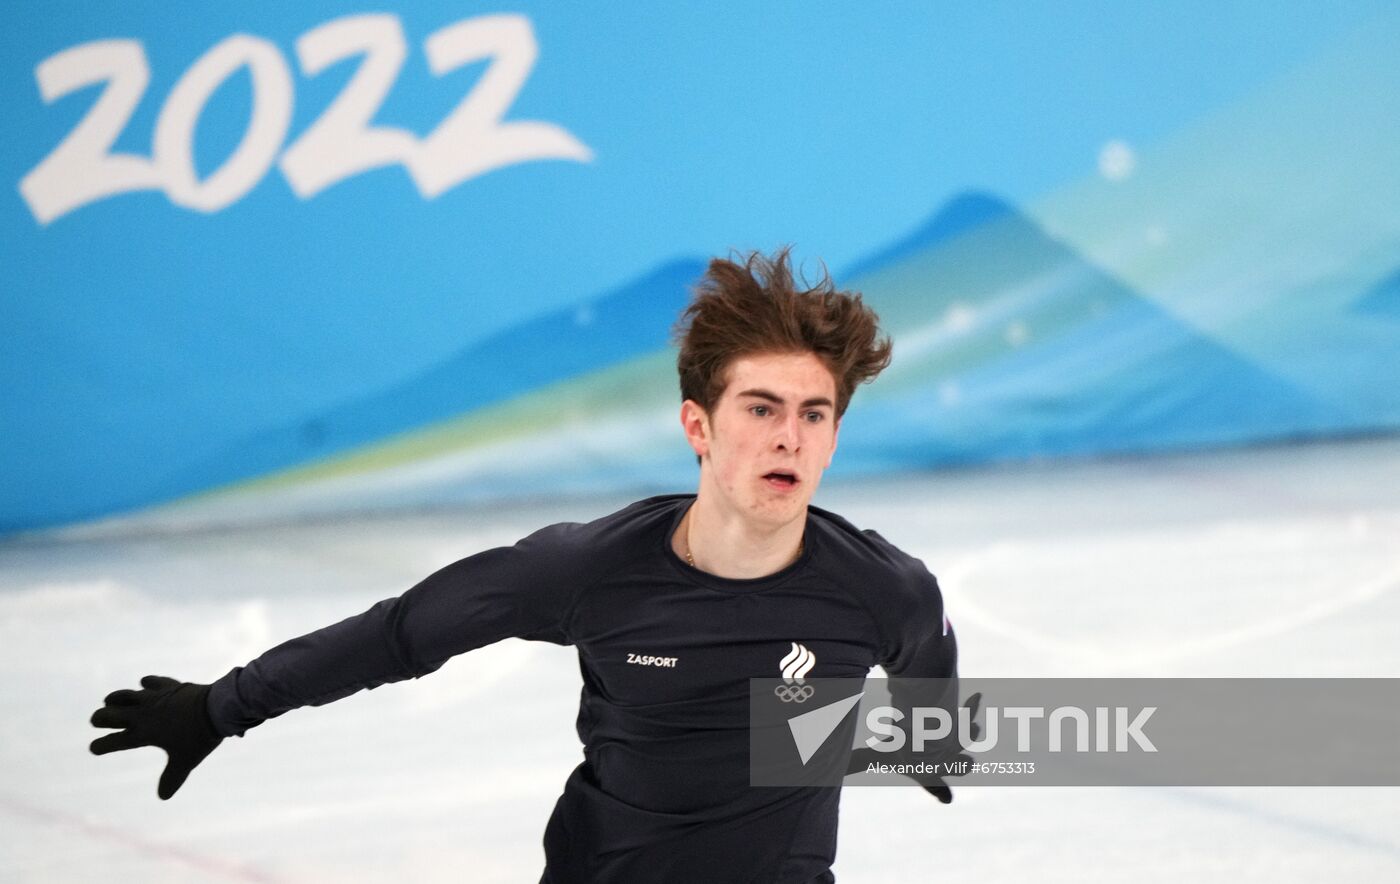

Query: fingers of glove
left=140, top=675, right=180, bottom=692
left=103, top=688, right=143, bottom=707
left=962, top=694, right=983, bottom=743
left=90, top=730, right=148, bottom=755
left=156, top=755, right=193, bottom=801
left=924, top=782, right=954, bottom=804
left=90, top=705, right=135, bottom=729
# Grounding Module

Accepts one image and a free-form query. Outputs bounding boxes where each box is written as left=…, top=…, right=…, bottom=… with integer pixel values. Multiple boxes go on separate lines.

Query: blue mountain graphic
left=841, top=192, right=1014, bottom=282
left=39, top=192, right=1368, bottom=534
left=835, top=192, right=1346, bottom=466
left=150, top=258, right=707, bottom=500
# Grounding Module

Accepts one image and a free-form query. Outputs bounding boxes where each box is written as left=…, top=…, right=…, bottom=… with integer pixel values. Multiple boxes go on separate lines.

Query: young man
left=90, top=250, right=961, bottom=883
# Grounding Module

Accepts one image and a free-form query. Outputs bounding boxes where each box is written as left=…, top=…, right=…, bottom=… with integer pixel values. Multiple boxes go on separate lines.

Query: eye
left=803, top=411, right=825, bottom=423
left=749, top=404, right=771, bottom=417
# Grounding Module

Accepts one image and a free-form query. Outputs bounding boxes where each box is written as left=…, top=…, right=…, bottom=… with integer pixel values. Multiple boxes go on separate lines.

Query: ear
left=680, top=400, right=712, bottom=459
left=825, top=417, right=841, bottom=469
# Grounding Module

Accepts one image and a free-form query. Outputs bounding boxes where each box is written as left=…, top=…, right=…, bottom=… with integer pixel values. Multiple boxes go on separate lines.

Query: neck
left=674, top=491, right=806, bottom=579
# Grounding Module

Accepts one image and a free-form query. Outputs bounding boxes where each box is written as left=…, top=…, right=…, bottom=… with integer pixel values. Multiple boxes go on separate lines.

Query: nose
left=774, top=414, right=801, bottom=451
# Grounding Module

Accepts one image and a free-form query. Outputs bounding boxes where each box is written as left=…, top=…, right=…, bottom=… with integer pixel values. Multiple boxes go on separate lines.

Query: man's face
left=682, top=350, right=840, bottom=528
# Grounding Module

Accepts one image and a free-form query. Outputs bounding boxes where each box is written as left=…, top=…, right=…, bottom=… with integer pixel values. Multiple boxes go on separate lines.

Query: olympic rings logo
left=774, top=683, right=815, bottom=703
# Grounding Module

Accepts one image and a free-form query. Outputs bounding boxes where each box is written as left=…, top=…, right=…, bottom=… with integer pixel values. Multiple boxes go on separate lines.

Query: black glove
left=89, top=675, right=224, bottom=800
left=847, top=692, right=982, bottom=804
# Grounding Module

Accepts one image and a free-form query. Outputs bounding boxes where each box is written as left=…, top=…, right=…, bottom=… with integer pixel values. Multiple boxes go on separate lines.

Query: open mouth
left=763, top=471, right=799, bottom=489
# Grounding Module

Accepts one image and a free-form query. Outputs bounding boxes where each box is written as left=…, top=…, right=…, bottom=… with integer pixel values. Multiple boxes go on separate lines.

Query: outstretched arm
left=88, top=520, right=586, bottom=798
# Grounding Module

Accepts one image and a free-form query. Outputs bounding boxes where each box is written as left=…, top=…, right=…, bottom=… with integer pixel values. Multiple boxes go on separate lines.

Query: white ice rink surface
left=2, top=436, right=1398, bottom=882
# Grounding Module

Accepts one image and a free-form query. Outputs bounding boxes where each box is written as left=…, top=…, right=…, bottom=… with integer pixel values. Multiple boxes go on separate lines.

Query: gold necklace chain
left=683, top=507, right=803, bottom=569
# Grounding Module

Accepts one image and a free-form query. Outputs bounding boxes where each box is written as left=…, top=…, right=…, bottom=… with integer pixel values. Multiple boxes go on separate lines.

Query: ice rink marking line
left=0, top=793, right=280, bottom=882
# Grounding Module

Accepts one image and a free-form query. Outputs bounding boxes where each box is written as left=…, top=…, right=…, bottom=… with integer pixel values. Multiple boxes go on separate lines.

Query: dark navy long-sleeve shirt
left=206, top=495, right=956, bottom=883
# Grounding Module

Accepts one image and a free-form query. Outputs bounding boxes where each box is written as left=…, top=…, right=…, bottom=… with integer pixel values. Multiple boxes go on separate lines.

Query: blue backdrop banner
left=4, top=3, right=1398, bottom=534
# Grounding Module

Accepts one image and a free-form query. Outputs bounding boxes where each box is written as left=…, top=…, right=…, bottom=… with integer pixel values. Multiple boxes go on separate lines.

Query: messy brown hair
left=674, top=247, right=892, bottom=419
